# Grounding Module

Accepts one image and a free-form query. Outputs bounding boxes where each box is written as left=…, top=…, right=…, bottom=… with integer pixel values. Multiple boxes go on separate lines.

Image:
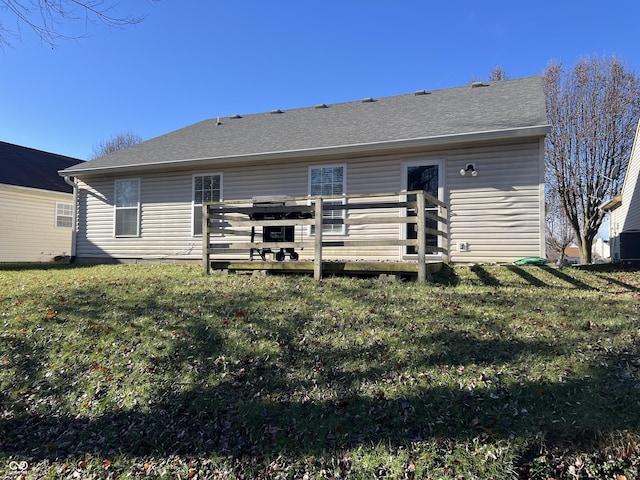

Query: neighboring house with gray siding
left=0, top=142, right=84, bottom=262
left=602, top=118, right=640, bottom=261
left=59, top=76, right=549, bottom=264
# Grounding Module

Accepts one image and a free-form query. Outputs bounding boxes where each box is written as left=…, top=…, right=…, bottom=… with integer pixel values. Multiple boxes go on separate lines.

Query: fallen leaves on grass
left=1, top=264, right=640, bottom=479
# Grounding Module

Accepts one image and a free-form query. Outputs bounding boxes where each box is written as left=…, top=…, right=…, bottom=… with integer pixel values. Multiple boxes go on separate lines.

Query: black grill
left=249, top=198, right=311, bottom=261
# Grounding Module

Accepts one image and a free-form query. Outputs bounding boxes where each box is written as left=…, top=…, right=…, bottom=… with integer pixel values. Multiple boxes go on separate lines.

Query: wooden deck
left=203, top=190, right=449, bottom=282
left=210, top=260, right=444, bottom=278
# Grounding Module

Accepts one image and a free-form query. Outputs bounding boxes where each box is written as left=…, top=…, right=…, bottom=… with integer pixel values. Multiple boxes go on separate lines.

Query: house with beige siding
left=0, top=142, right=84, bottom=262
left=602, top=118, right=640, bottom=261
left=59, top=76, right=549, bottom=265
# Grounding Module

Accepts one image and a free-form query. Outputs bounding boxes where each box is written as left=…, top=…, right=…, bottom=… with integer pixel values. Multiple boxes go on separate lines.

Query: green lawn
left=1, top=263, right=639, bottom=479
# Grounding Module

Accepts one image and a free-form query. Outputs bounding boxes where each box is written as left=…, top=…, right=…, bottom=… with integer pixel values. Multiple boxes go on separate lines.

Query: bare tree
left=91, top=131, right=142, bottom=159
left=543, top=55, right=640, bottom=264
left=545, top=185, right=575, bottom=265
left=470, top=67, right=508, bottom=85
left=0, top=0, right=157, bottom=48
left=488, top=66, right=509, bottom=82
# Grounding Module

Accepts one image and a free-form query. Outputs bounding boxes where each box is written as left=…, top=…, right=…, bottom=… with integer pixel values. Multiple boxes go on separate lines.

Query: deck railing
left=202, top=190, right=448, bottom=281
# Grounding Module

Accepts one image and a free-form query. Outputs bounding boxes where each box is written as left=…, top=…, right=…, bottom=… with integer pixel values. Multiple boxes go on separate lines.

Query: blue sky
left=1, top=0, right=639, bottom=160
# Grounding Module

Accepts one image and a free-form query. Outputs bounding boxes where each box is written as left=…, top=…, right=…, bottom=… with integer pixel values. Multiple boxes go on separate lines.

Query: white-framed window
left=309, top=164, right=346, bottom=235
left=55, top=202, right=73, bottom=228
left=193, top=173, right=222, bottom=236
left=114, top=178, right=140, bottom=237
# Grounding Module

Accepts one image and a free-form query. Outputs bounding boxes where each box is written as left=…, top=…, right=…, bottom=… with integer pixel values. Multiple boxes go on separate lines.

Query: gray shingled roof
left=61, top=76, right=548, bottom=176
left=1, top=141, right=84, bottom=193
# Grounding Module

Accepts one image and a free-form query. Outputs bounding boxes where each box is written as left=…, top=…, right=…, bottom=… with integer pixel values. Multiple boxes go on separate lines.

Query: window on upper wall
left=55, top=202, right=73, bottom=228
left=309, top=165, right=346, bottom=235
left=193, top=174, right=222, bottom=236
left=114, top=179, right=140, bottom=237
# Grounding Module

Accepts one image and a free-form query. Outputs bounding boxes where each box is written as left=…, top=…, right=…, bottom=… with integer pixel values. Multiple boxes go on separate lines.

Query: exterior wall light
left=460, top=164, right=478, bottom=177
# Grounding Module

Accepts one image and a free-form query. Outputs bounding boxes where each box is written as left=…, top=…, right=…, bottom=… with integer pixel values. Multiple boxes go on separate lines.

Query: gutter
left=60, top=125, right=551, bottom=177
left=63, top=175, right=78, bottom=261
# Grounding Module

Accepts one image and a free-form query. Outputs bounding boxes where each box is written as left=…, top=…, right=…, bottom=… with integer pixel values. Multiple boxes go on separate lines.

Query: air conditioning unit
left=619, top=231, right=640, bottom=261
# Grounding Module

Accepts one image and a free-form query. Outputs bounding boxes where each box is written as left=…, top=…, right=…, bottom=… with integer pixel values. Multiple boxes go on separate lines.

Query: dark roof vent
left=270, top=109, right=284, bottom=114
left=315, top=103, right=329, bottom=109
left=230, top=114, right=242, bottom=119
left=471, top=81, right=489, bottom=88
left=414, top=90, right=430, bottom=96
left=361, top=97, right=376, bottom=103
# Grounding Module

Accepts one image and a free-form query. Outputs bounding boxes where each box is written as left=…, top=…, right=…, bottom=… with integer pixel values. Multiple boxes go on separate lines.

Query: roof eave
left=59, top=125, right=550, bottom=177
left=600, top=194, right=623, bottom=212
left=0, top=182, right=73, bottom=195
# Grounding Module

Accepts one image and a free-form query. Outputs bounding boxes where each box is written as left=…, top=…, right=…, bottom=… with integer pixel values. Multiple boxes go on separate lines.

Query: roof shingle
left=1, top=142, right=84, bottom=193
left=62, top=76, right=548, bottom=175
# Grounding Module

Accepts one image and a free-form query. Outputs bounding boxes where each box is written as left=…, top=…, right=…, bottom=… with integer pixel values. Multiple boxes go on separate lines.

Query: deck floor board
left=210, top=260, right=443, bottom=276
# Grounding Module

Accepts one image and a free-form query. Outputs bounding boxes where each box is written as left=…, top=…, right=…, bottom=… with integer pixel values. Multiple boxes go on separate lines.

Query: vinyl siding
left=608, top=121, right=640, bottom=261
left=620, top=123, right=640, bottom=232
left=0, top=184, right=74, bottom=262
left=447, top=140, right=544, bottom=263
left=75, top=138, right=545, bottom=264
left=77, top=174, right=197, bottom=259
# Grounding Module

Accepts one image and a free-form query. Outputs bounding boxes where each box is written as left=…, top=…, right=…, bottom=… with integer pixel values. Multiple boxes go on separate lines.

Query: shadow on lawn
left=593, top=271, right=640, bottom=293
left=470, top=264, right=501, bottom=286
left=537, top=266, right=595, bottom=290
left=504, top=265, right=549, bottom=288
left=1, top=352, right=638, bottom=461
left=2, top=374, right=633, bottom=443
left=446, top=263, right=638, bottom=291
left=1, top=274, right=639, bottom=463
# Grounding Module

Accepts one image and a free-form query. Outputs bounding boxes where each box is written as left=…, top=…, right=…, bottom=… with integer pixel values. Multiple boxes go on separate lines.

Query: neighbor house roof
left=564, top=245, right=581, bottom=259
left=60, top=75, right=549, bottom=176
left=1, top=141, right=84, bottom=193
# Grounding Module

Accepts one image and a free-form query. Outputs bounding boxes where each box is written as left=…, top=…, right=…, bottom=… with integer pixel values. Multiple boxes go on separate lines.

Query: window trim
left=308, top=164, right=347, bottom=236
left=55, top=201, right=73, bottom=228
left=192, top=172, right=223, bottom=237
left=114, top=178, right=141, bottom=238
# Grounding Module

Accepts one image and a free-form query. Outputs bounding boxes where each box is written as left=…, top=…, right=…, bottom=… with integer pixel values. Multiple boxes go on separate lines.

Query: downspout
left=63, top=175, right=78, bottom=262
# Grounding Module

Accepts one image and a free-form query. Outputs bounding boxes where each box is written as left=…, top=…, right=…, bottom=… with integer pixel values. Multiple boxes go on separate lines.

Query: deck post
left=416, top=193, right=427, bottom=282
left=440, top=205, right=449, bottom=264
left=314, top=197, right=323, bottom=281
left=202, top=204, right=210, bottom=274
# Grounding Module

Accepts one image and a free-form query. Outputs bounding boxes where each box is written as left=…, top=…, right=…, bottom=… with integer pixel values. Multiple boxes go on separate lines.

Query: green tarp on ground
left=513, top=257, right=547, bottom=266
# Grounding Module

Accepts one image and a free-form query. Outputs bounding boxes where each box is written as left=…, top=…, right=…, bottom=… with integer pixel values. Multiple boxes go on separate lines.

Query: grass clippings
left=0, top=263, right=639, bottom=479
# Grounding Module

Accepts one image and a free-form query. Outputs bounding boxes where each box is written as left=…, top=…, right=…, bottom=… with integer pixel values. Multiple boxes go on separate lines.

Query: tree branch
left=544, top=55, right=640, bottom=263
left=0, top=0, right=157, bottom=48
